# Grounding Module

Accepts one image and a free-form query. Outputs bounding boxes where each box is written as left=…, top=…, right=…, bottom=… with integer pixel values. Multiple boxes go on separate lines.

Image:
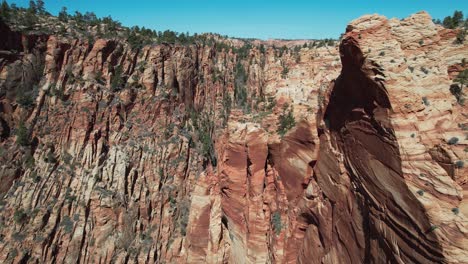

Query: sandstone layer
left=0, top=11, right=467, bottom=264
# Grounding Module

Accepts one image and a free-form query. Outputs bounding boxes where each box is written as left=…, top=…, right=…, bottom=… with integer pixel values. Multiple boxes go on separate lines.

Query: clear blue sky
left=6, top=0, right=468, bottom=39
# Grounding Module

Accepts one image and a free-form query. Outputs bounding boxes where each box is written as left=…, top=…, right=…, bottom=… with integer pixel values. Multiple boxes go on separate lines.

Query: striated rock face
left=0, top=12, right=467, bottom=263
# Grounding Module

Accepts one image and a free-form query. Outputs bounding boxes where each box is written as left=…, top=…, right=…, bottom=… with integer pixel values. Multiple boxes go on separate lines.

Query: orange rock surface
left=0, top=11, right=467, bottom=263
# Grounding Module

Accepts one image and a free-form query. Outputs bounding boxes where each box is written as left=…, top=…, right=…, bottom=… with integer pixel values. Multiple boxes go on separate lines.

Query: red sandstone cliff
left=0, top=11, right=467, bottom=264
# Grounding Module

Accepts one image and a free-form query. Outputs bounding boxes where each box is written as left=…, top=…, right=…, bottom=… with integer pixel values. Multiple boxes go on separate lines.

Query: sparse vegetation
left=16, top=121, right=30, bottom=146
left=44, top=151, right=57, bottom=163
left=16, top=91, right=35, bottom=108
left=420, top=66, right=429, bottom=74
left=178, top=201, right=190, bottom=236
left=24, top=151, right=35, bottom=168
left=12, top=232, right=26, bottom=242
left=450, top=84, right=464, bottom=105
left=441, top=11, right=465, bottom=29
left=60, top=215, right=74, bottom=234
left=2, top=1, right=466, bottom=255
left=0, top=0, right=11, bottom=21
left=189, top=110, right=217, bottom=167
left=455, top=160, right=464, bottom=168
left=447, top=137, right=459, bottom=145
left=111, top=65, right=125, bottom=91
left=277, top=105, right=296, bottom=137
left=434, top=10, right=467, bottom=44
left=95, top=71, right=105, bottom=85
left=455, top=69, right=468, bottom=87
left=0, top=0, right=233, bottom=47
left=116, top=210, right=136, bottom=250
left=281, top=64, right=289, bottom=79
left=456, top=27, right=466, bottom=44
left=221, top=92, right=232, bottom=127
left=451, top=69, right=467, bottom=104
left=58, top=6, right=68, bottom=22
left=234, top=61, right=249, bottom=112
left=32, top=174, right=41, bottom=183
left=428, top=225, right=438, bottom=233
left=314, top=38, right=335, bottom=48
left=422, top=97, right=430, bottom=106
left=271, top=211, right=282, bottom=235
left=266, top=96, right=277, bottom=111
left=13, top=208, right=28, bottom=224
left=452, top=207, right=460, bottom=215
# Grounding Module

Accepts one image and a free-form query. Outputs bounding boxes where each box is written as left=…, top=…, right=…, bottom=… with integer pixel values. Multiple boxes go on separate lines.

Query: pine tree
left=443, top=10, right=464, bottom=29
left=28, top=0, right=36, bottom=14
left=453, top=11, right=464, bottom=27
left=277, top=105, right=296, bottom=137
left=16, top=121, right=30, bottom=146
left=24, top=8, right=37, bottom=29
left=0, top=0, right=10, bottom=21
left=35, top=0, right=45, bottom=15
left=455, top=69, right=468, bottom=88
left=58, top=7, right=68, bottom=22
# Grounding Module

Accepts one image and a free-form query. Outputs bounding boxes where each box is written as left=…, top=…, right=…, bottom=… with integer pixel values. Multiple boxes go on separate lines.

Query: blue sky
left=6, top=0, right=468, bottom=39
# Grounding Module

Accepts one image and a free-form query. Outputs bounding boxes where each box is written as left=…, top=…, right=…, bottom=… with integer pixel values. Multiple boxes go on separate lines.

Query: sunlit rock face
left=0, top=11, right=467, bottom=264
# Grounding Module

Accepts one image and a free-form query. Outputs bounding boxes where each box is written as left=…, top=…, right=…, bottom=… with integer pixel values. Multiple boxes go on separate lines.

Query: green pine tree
left=0, top=0, right=10, bottom=21
left=35, top=0, right=45, bottom=15
left=58, top=7, right=68, bottom=22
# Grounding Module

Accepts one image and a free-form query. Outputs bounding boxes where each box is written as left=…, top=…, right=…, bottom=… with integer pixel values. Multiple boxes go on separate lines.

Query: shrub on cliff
left=450, top=70, right=467, bottom=105
left=199, top=116, right=217, bottom=167
left=111, top=66, right=125, bottom=91
left=450, top=84, right=464, bottom=104
left=277, top=105, right=296, bottom=137
left=24, top=7, right=38, bottom=30
left=271, top=211, right=282, bottom=235
left=281, top=64, right=289, bottom=79
left=16, top=121, right=30, bottom=146
left=221, top=93, right=232, bottom=127
left=422, top=97, right=430, bottom=106
left=60, top=215, right=74, bottom=234
left=259, top=44, right=266, bottom=54
left=178, top=201, right=190, bottom=236
left=44, top=151, right=57, bottom=164
left=455, top=28, right=466, bottom=44
left=420, top=66, right=429, bottom=74
left=94, top=71, right=105, bottom=85
left=13, top=208, right=28, bottom=224
left=233, top=43, right=252, bottom=60
left=16, top=91, right=35, bottom=108
left=447, top=137, right=459, bottom=145
left=234, top=61, right=249, bottom=112
left=189, top=110, right=217, bottom=167
left=455, top=69, right=467, bottom=88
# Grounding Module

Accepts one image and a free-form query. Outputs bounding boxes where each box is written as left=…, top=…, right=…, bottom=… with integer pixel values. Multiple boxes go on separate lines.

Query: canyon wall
left=0, top=11, right=467, bottom=263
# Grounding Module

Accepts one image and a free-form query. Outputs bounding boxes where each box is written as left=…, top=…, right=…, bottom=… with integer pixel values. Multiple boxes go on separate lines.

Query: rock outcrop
left=0, top=11, right=466, bottom=264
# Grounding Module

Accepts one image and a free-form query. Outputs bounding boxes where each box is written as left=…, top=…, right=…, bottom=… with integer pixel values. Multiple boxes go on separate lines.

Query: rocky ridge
left=0, top=11, right=466, bottom=264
